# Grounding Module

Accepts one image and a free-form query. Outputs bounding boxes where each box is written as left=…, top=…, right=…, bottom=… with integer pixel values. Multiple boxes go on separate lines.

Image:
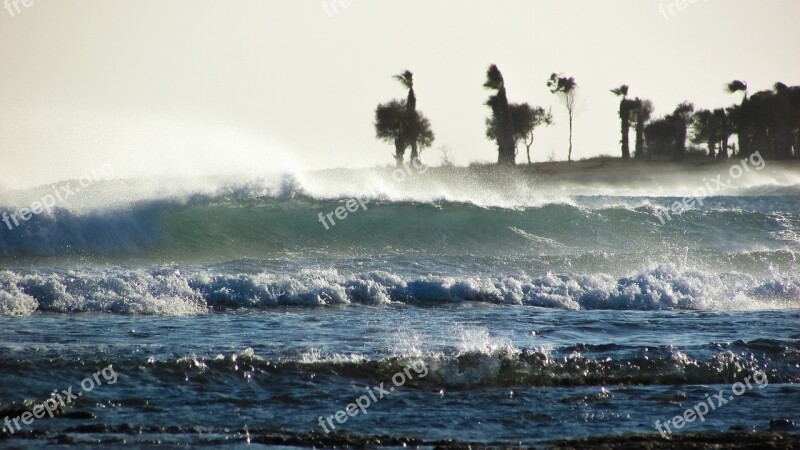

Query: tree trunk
left=719, top=136, right=729, bottom=158
left=619, top=101, right=630, bottom=159
left=675, top=121, right=687, bottom=158
left=406, top=88, right=418, bottom=164
left=496, top=87, right=516, bottom=165
left=737, top=131, right=747, bottom=157
left=707, top=139, right=716, bottom=158
left=525, top=131, right=534, bottom=164
left=394, top=138, right=406, bottom=167
left=635, top=109, right=645, bottom=159
left=621, top=118, right=630, bottom=159
left=568, top=112, right=574, bottom=162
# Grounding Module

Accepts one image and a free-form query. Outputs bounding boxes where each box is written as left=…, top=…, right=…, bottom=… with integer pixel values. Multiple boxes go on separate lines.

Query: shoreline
left=3, top=157, right=800, bottom=194
left=4, top=426, right=800, bottom=449
left=305, top=156, right=800, bottom=198
left=315, top=156, right=800, bottom=178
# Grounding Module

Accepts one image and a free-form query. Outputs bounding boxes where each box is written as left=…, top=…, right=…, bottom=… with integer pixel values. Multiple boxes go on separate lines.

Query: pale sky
left=1, top=0, right=799, bottom=187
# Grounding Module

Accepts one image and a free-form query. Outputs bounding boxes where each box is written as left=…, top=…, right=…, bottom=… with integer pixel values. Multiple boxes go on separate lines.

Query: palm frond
left=484, top=65, right=504, bottom=90
left=725, top=80, right=747, bottom=94
left=394, top=70, right=413, bottom=89
left=611, top=85, right=629, bottom=97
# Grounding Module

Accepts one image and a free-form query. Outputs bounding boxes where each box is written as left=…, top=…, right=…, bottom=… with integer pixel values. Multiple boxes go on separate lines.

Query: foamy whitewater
left=1, top=168, right=799, bottom=447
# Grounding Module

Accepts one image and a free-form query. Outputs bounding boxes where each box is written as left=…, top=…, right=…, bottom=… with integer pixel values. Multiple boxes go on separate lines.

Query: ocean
left=1, top=165, right=799, bottom=448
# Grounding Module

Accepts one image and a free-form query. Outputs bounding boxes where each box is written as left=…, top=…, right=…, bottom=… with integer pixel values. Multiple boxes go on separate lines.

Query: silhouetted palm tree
left=725, top=105, right=742, bottom=157
left=714, top=108, right=733, bottom=158
left=645, top=83, right=800, bottom=161
left=726, top=80, right=749, bottom=101
left=395, top=71, right=420, bottom=164
left=645, top=116, right=677, bottom=159
left=692, top=109, right=720, bottom=157
left=672, top=102, right=695, bottom=157
left=633, top=98, right=654, bottom=159
left=773, top=82, right=800, bottom=159
left=484, top=65, right=516, bottom=165
left=611, top=85, right=635, bottom=159
left=726, top=80, right=750, bottom=156
left=788, top=85, right=800, bottom=158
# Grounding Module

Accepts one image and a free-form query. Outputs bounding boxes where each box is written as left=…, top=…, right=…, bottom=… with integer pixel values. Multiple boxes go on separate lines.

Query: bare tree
left=548, top=73, right=578, bottom=162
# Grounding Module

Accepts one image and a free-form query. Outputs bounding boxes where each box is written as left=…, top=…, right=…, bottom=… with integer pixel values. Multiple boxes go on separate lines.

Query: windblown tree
left=406, top=111, right=435, bottom=160
left=611, top=85, right=637, bottom=159
left=789, top=85, right=800, bottom=158
left=635, top=81, right=799, bottom=161
left=744, top=91, right=777, bottom=158
left=726, top=80, right=750, bottom=156
left=729, top=83, right=800, bottom=159
left=726, top=80, right=749, bottom=101
left=725, top=105, right=742, bottom=157
left=517, top=105, right=553, bottom=164
left=772, top=82, right=800, bottom=159
left=645, top=116, right=678, bottom=159
left=374, top=71, right=435, bottom=166
left=374, top=99, right=434, bottom=166
left=692, top=109, right=721, bottom=157
left=633, top=98, right=654, bottom=159
left=374, top=99, right=409, bottom=166
left=548, top=73, right=578, bottom=162
left=672, top=102, right=695, bottom=157
left=714, top=108, right=734, bottom=158
left=484, top=65, right=516, bottom=165
left=486, top=103, right=553, bottom=164
left=738, top=85, right=800, bottom=159
left=645, top=102, right=694, bottom=159
left=790, top=85, right=800, bottom=158
left=395, top=70, right=421, bottom=164
left=691, top=108, right=733, bottom=158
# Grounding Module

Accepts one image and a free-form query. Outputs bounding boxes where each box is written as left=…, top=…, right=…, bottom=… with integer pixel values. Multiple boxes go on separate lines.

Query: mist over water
left=1, top=162, right=799, bottom=315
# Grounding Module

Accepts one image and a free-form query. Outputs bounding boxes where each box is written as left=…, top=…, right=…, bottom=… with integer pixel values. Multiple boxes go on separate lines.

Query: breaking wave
left=1, top=265, right=798, bottom=316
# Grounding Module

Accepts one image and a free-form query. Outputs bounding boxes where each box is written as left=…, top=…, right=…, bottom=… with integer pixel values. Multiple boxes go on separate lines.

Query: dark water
left=2, top=307, right=799, bottom=447
left=1, top=176, right=799, bottom=447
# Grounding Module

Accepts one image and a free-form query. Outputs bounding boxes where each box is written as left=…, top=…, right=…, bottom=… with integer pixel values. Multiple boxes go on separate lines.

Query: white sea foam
left=1, top=265, right=797, bottom=316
